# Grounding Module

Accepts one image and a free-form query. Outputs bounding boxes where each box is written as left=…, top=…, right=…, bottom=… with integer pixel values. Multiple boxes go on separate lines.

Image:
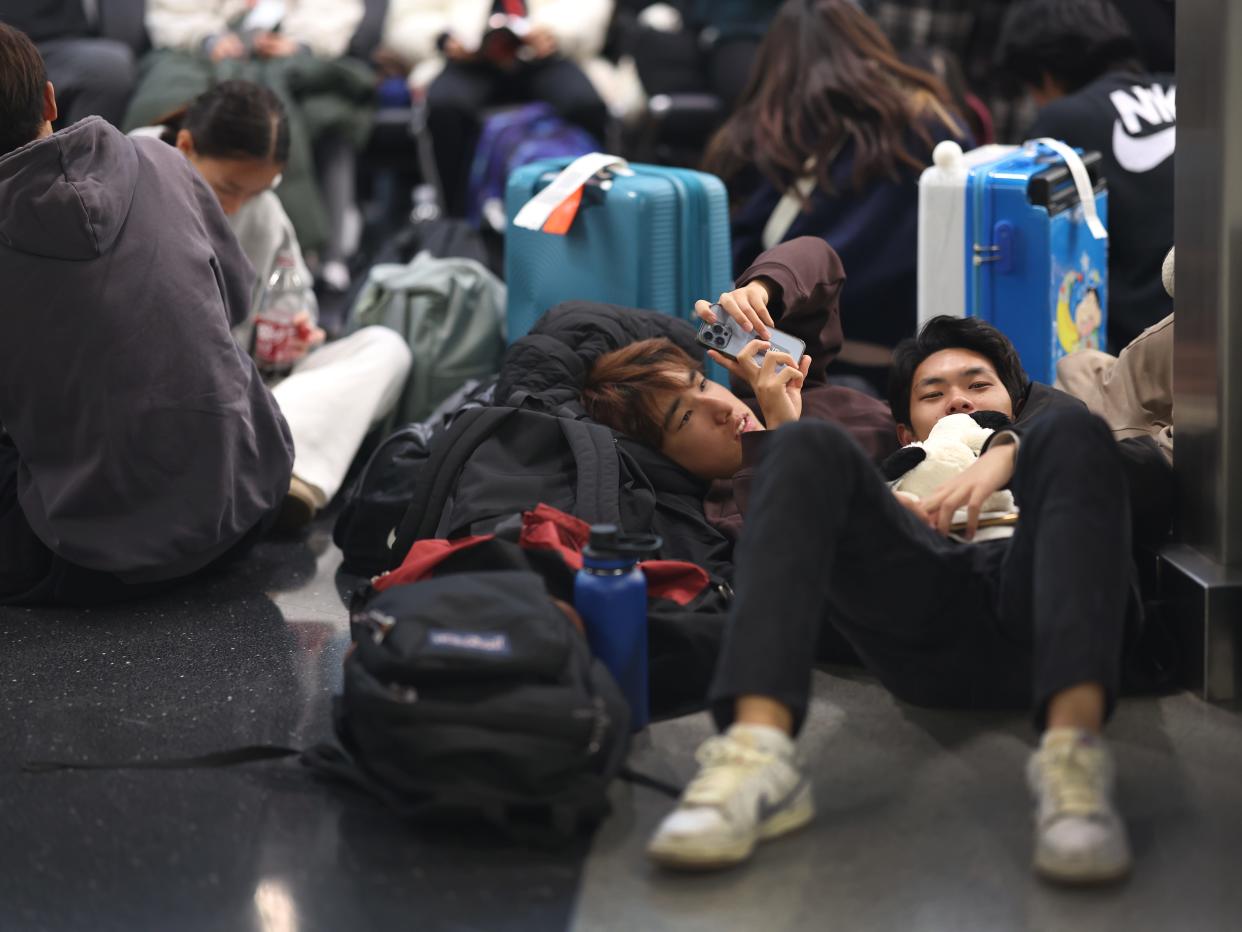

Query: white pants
left=271, top=326, right=412, bottom=506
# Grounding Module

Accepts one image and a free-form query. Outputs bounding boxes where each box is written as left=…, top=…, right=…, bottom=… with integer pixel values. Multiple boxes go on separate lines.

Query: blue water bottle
left=574, top=525, right=662, bottom=731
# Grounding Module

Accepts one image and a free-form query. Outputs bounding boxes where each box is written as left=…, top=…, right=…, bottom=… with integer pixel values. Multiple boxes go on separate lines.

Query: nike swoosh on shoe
left=757, top=776, right=809, bottom=822
left=1112, top=120, right=1176, bottom=173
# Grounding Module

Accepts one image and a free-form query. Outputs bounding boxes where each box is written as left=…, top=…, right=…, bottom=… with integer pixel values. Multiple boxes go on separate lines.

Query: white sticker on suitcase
left=512, top=152, right=633, bottom=232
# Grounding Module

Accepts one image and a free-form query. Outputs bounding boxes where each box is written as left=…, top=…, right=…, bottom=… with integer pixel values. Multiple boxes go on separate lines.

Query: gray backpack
left=348, top=252, right=507, bottom=423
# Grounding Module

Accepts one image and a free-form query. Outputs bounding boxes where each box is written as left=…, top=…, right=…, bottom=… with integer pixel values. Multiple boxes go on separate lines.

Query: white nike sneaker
left=1027, top=728, right=1132, bottom=884
left=647, top=723, right=814, bottom=870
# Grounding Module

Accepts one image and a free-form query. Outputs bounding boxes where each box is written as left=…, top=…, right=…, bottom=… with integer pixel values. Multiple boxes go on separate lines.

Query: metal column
left=1161, top=0, right=1242, bottom=701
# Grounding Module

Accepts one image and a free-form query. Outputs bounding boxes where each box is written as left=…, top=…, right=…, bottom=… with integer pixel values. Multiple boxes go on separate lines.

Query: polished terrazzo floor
left=2, top=520, right=1240, bottom=931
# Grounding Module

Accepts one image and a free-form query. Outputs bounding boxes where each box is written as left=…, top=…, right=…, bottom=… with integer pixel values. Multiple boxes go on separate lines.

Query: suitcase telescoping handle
left=1030, top=138, right=1109, bottom=241
left=512, top=152, right=633, bottom=234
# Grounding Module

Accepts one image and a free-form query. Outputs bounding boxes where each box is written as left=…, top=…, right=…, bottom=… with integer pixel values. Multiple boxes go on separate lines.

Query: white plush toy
left=887, top=412, right=1016, bottom=515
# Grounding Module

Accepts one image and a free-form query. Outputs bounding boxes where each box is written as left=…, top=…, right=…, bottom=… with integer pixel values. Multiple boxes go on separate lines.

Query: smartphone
left=242, top=0, right=285, bottom=32
left=949, top=511, right=1019, bottom=533
left=696, top=307, right=806, bottom=371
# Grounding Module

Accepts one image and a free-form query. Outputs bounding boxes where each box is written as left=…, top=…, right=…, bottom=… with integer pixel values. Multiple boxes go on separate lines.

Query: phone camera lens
left=714, top=335, right=728, bottom=347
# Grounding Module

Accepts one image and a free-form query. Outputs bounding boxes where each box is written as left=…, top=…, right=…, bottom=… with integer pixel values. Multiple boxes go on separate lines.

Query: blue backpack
left=467, top=102, right=597, bottom=230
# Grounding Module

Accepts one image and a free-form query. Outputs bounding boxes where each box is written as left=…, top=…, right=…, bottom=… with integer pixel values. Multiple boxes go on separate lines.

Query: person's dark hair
left=888, top=316, right=1028, bottom=426
left=701, top=0, right=964, bottom=200
left=582, top=338, right=704, bottom=448
left=0, top=24, right=48, bottom=157
left=157, top=80, right=290, bottom=163
left=998, top=0, right=1143, bottom=94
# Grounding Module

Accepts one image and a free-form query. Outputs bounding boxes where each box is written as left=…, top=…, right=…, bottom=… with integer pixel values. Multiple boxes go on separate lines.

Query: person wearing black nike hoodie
left=998, top=0, right=1175, bottom=353
left=0, top=24, right=293, bottom=605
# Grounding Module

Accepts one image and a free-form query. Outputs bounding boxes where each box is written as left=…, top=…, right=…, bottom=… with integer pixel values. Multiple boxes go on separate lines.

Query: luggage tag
left=1030, top=138, right=1109, bottom=241
left=512, top=152, right=633, bottom=236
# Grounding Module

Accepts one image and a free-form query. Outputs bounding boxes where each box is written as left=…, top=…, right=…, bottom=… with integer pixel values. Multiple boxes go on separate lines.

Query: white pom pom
left=932, top=140, right=964, bottom=171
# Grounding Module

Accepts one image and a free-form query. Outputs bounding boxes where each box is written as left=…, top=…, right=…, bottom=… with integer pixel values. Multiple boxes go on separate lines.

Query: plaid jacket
left=861, top=0, right=1035, bottom=142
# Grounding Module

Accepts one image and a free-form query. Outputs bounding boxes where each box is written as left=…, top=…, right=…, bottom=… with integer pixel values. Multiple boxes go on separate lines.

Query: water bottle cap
left=583, top=525, right=662, bottom=562
left=588, top=524, right=619, bottom=551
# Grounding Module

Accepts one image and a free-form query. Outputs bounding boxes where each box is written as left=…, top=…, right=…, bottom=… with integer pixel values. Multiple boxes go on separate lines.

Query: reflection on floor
left=0, top=523, right=587, bottom=932
left=2, top=524, right=1241, bottom=931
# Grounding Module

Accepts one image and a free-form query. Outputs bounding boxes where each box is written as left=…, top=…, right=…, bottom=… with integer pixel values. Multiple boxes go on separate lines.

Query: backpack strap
left=390, top=406, right=521, bottom=564
left=22, top=745, right=301, bottom=773
left=558, top=417, right=621, bottom=526
left=619, top=765, right=683, bottom=798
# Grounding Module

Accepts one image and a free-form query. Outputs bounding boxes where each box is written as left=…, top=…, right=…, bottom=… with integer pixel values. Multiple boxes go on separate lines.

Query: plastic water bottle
left=253, top=242, right=317, bottom=380
left=574, top=525, right=661, bottom=731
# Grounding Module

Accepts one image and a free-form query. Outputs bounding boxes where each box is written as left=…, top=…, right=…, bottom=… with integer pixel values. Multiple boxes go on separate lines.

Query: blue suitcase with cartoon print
left=918, top=140, right=1110, bottom=384
left=504, top=154, right=733, bottom=343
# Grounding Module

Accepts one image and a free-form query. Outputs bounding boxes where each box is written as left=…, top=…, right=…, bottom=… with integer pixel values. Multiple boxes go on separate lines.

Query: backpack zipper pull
left=359, top=609, right=397, bottom=643
left=387, top=683, right=419, bottom=704
left=585, top=696, right=609, bottom=756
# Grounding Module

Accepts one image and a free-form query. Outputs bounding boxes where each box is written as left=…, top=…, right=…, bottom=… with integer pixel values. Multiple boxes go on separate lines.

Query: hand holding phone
left=696, top=310, right=806, bottom=371
left=698, top=310, right=810, bottom=428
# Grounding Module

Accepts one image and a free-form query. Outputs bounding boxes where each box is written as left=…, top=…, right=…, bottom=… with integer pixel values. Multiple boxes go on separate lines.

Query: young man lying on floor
left=584, top=308, right=1142, bottom=885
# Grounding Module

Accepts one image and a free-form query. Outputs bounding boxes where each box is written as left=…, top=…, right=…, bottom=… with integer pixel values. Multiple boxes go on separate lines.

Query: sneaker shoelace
left=681, top=735, right=777, bottom=809
left=1040, top=743, right=1108, bottom=821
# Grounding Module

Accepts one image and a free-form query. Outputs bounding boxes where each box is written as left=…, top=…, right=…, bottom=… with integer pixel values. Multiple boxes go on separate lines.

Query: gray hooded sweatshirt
left=0, top=117, right=293, bottom=583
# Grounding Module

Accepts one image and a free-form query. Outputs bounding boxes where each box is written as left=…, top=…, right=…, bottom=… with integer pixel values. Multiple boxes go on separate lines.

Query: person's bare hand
left=921, top=441, right=1017, bottom=539
left=288, top=311, right=326, bottom=363
left=526, top=24, right=559, bottom=58
left=443, top=35, right=473, bottom=61
left=710, top=342, right=810, bottom=429
left=253, top=31, right=300, bottom=58
left=695, top=278, right=774, bottom=339
left=209, top=32, right=245, bottom=62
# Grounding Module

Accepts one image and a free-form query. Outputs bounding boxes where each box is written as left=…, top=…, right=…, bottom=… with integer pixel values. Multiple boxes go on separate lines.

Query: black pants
left=425, top=57, right=608, bottom=216
left=710, top=406, right=1132, bottom=734
left=39, top=37, right=136, bottom=129
left=0, top=436, right=267, bottom=607
left=629, top=28, right=761, bottom=112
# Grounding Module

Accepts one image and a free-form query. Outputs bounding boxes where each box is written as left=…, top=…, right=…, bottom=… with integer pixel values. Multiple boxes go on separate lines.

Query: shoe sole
left=647, top=784, right=815, bottom=871
left=1033, top=849, right=1132, bottom=886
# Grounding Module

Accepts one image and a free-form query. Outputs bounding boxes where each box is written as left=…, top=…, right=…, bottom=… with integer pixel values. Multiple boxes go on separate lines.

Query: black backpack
left=385, top=404, right=733, bottom=579
left=307, top=569, right=631, bottom=841
left=391, top=406, right=621, bottom=551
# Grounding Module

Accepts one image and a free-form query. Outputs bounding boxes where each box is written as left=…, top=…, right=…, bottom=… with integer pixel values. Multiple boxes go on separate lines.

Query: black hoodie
left=0, top=118, right=293, bottom=582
